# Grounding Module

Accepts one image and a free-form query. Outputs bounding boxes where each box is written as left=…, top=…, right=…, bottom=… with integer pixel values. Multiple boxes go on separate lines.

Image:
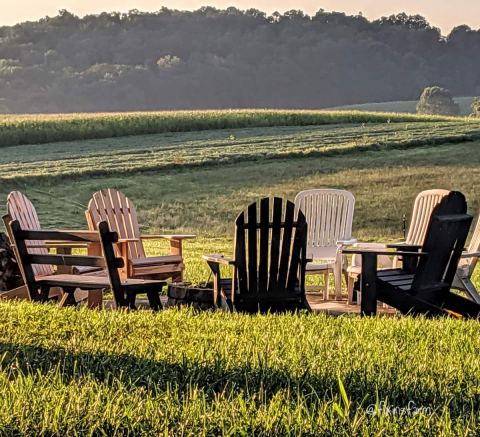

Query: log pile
left=166, top=282, right=215, bottom=310
left=0, top=232, right=22, bottom=291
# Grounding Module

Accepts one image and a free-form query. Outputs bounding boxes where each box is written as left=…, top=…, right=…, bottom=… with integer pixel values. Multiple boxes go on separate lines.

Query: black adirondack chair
left=344, top=191, right=480, bottom=318
left=203, top=197, right=311, bottom=313
left=8, top=219, right=164, bottom=310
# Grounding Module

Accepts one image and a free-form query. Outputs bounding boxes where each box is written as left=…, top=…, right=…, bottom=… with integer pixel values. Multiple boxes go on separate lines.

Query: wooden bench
left=8, top=220, right=165, bottom=310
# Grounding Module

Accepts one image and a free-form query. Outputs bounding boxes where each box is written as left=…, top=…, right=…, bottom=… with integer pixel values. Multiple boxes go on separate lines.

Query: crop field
left=0, top=109, right=463, bottom=147
left=1, top=112, right=480, bottom=434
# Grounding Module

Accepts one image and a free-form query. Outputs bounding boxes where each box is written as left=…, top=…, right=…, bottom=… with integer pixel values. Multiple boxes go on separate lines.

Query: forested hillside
left=0, top=8, right=479, bottom=113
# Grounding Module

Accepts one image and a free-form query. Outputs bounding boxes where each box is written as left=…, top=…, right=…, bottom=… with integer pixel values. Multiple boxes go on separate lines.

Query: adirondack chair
left=85, top=189, right=195, bottom=282
left=203, top=197, right=310, bottom=313
left=4, top=191, right=101, bottom=305
left=396, top=188, right=480, bottom=303
left=294, top=189, right=356, bottom=300
left=344, top=191, right=480, bottom=318
left=8, top=219, right=165, bottom=310
left=452, top=215, right=480, bottom=304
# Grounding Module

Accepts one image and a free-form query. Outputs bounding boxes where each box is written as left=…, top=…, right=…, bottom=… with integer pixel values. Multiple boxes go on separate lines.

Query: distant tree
left=472, top=97, right=480, bottom=117
left=0, top=8, right=479, bottom=113
left=416, top=86, right=460, bottom=116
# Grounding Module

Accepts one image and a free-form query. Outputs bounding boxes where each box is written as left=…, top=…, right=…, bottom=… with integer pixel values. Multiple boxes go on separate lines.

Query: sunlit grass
left=0, top=302, right=478, bottom=434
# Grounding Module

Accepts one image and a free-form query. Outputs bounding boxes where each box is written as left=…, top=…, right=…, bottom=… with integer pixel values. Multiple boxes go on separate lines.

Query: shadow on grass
left=0, top=341, right=475, bottom=416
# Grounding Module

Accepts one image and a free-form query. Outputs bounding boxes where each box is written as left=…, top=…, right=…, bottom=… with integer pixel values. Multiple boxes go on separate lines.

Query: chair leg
left=323, top=271, right=329, bottom=300
left=127, top=292, right=137, bottom=310
left=347, top=274, right=356, bottom=305
left=87, top=289, right=104, bottom=309
left=459, top=277, right=480, bottom=304
left=58, top=287, right=77, bottom=307
left=333, top=263, right=342, bottom=300
left=146, top=289, right=163, bottom=311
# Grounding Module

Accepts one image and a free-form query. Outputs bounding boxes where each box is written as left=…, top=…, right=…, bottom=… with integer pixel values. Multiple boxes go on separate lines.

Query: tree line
left=0, top=8, right=479, bottom=113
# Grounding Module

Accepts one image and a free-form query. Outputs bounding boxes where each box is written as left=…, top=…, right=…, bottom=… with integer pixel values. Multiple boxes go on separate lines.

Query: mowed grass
left=0, top=109, right=467, bottom=148
left=0, top=302, right=479, bottom=435
left=1, top=120, right=480, bottom=182
left=2, top=131, right=480, bottom=290
left=2, top=120, right=480, bottom=434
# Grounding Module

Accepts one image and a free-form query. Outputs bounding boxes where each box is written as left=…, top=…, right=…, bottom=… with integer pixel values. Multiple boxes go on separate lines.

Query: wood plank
left=26, top=254, right=108, bottom=268
left=247, top=202, right=258, bottom=294
left=286, top=209, right=305, bottom=292
left=268, top=197, right=282, bottom=292
left=258, top=198, right=269, bottom=293
left=132, top=263, right=184, bottom=276
left=131, top=255, right=183, bottom=266
left=234, top=211, right=248, bottom=294
left=278, top=200, right=294, bottom=293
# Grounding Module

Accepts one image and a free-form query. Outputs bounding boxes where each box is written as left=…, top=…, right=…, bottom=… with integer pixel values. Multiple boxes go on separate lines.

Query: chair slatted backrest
left=406, top=189, right=449, bottom=246
left=234, top=197, right=307, bottom=305
left=294, top=189, right=355, bottom=260
left=6, top=191, right=53, bottom=277
left=412, top=192, right=472, bottom=294
left=462, top=216, right=480, bottom=276
left=86, top=189, right=145, bottom=260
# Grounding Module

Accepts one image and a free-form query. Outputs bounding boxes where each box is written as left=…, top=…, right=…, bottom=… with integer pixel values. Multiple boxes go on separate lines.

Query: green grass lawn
left=2, top=116, right=480, bottom=434
left=1, top=302, right=479, bottom=435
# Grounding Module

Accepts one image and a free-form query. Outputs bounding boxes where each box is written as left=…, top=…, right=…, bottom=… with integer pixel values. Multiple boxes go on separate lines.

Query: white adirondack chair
left=453, top=215, right=480, bottom=304
left=294, top=189, right=356, bottom=299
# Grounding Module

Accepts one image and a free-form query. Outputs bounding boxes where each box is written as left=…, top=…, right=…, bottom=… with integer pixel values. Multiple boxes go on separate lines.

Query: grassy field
left=0, top=109, right=464, bottom=147
left=1, top=114, right=480, bottom=434
left=332, top=97, right=475, bottom=116
left=1, top=302, right=480, bottom=435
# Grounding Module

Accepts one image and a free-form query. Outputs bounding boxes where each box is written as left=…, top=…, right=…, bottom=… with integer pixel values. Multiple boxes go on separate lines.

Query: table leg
left=361, top=253, right=377, bottom=316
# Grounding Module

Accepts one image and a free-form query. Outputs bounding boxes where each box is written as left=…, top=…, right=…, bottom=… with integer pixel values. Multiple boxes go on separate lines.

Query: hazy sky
left=0, top=0, right=479, bottom=34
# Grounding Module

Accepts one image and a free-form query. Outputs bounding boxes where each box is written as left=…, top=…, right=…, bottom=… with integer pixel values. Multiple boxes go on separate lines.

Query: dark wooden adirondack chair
left=203, top=197, right=311, bottom=313
left=344, top=191, right=480, bottom=318
left=8, top=219, right=165, bottom=310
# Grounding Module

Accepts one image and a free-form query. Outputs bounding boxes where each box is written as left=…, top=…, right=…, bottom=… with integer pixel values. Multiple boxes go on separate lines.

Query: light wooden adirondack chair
left=294, top=189, right=356, bottom=300
left=4, top=191, right=102, bottom=306
left=86, top=189, right=195, bottom=281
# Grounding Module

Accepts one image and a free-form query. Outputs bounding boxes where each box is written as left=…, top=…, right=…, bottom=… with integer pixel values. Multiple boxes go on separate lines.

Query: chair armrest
left=117, top=238, right=141, bottom=243
left=386, top=243, right=422, bottom=251
left=336, top=238, right=358, bottom=246
left=44, top=241, right=90, bottom=248
left=141, top=234, right=196, bottom=240
left=342, top=249, right=427, bottom=257
left=56, top=230, right=100, bottom=241
left=202, top=254, right=235, bottom=266
left=461, top=251, right=480, bottom=258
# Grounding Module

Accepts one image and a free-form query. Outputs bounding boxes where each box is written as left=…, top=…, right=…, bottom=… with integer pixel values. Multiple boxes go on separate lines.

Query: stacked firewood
left=0, top=232, right=22, bottom=291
